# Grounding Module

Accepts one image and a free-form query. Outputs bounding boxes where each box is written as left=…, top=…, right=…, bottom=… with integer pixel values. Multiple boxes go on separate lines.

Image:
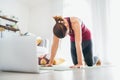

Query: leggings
left=71, top=40, right=93, bottom=66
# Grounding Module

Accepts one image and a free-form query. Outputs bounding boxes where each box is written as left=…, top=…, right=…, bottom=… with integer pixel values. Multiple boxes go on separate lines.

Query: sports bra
left=65, top=17, right=91, bottom=41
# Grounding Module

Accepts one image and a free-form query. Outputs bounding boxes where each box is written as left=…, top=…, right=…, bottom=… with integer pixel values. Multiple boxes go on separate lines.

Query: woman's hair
left=53, top=16, right=67, bottom=38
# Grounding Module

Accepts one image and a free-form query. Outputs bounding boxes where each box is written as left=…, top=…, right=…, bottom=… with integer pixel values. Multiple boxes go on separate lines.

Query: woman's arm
left=48, top=35, right=59, bottom=65
left=71, top=17, right=83, bottom=67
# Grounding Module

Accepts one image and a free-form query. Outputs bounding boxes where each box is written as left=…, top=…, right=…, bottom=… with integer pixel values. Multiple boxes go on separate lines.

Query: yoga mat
left=39, top=66, right=72, bottom=71
left=39, top=65, right=112, bottom=71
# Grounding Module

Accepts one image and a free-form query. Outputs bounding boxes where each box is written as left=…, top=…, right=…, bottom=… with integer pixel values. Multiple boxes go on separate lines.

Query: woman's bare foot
left=96, top=59, right=101, bottom=66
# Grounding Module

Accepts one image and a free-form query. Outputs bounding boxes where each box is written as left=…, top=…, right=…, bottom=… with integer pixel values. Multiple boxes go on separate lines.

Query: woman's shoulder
left=64, top=16, right=79, bottom=19
left=70, top=17, right=82, bottom=22
left=70, top=17, right=82, bottom=23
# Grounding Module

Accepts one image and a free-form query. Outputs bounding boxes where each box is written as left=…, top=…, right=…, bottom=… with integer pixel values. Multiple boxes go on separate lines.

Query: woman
left=46, top=16, right=101, bottom=68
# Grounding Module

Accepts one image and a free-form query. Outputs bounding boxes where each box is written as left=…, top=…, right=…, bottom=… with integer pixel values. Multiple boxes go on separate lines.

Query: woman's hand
left=45, top=63, right=53, bottom=67
left=69, top=64, right=82, bottom=68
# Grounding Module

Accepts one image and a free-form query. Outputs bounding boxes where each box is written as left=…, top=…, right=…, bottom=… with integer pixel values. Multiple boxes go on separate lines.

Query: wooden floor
left=0, top=65, right=120, bottom=80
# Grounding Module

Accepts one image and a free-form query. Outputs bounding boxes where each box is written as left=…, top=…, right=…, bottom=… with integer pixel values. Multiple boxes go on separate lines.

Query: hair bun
left=53, top=16, right=64, bottom=23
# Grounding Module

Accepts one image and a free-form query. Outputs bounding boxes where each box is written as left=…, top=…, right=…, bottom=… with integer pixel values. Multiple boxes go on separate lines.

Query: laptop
left=0, top=36, right=50, bottom=73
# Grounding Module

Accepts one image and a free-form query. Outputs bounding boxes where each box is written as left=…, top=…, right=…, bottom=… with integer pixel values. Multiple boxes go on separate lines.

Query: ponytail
left=53, top=16, right=64, bottom=24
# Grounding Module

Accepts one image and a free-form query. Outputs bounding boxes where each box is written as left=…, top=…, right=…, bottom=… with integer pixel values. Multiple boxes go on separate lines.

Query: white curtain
left=106, top=0, right=120, bottom=65
left=90, top=0, right=120, bottom=65
left=90, top=0, right=108, bottom=64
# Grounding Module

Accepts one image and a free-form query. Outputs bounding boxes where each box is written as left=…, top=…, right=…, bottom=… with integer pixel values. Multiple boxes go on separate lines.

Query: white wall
left=0, top=0, right=29, bottom=34
left=28, top=0, right=63, bottom=50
